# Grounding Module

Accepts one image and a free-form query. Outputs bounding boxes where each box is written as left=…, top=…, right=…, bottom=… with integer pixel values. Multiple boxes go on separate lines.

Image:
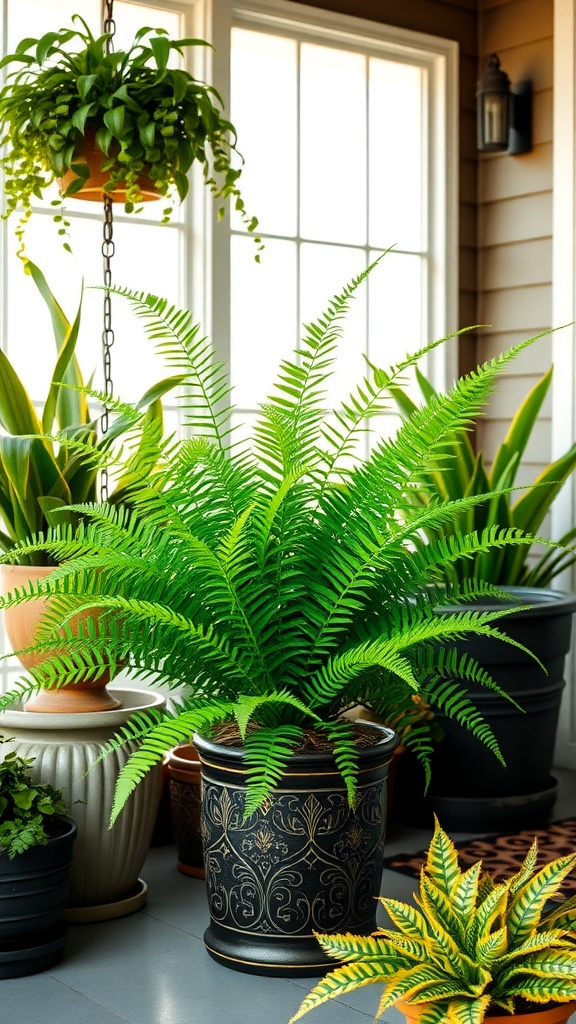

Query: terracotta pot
left=398, top=999, right=576, bottom=1024
left=59, top=128, right=159, bottom=204
left=1, top=564, right=119, bottom=713
left=167, top=743, right=204, bottom=877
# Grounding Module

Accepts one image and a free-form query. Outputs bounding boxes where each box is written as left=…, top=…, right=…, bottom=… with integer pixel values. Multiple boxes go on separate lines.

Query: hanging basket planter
left=58, top=129, right=160, bottom=205
left=0, top=16, right=260, bottom=255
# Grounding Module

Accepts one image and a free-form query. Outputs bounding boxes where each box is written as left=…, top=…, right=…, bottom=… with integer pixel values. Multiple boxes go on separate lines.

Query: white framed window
left=0, top=0, right=458, bottom=684
left=205, top=0, right=459, bottom=447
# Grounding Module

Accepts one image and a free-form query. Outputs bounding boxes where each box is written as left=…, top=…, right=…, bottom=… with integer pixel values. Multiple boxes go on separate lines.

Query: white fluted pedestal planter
left=0, top=687, right=164, bottom=922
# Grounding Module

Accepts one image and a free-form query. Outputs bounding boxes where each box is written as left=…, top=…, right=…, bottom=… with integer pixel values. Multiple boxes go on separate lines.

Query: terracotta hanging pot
left=1, top=563, right=120, bottom=713
left=58, top=127, right=160, bottom=204
left=167, top=743, right=204, bottom=878
left=398, top=1000, right=576, bottom=1024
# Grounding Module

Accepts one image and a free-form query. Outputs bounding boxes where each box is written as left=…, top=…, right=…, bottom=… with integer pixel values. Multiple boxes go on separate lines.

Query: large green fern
left=0, top=261, right=554, bottom=821
left=290, top=817, right=576, bottom=1024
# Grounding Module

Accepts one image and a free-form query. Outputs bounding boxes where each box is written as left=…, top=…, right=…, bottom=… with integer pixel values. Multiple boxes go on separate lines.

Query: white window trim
left=202, top=0, right=459, bottom=389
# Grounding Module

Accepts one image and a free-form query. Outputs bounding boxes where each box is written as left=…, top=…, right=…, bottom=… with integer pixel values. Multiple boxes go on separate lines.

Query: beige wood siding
left=477, top=0, right=554, bottom=491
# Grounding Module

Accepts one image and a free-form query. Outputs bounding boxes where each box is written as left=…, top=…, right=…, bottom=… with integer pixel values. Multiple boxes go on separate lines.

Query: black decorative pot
left=194, top=723, right=399, bottom=976
left=0, top=815, right=77, bottom=978
left=395, top=588, right=576, bottom=831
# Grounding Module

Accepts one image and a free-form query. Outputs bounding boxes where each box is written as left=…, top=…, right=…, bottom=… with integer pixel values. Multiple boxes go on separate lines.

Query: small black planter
left=195, top=724, right=399, bottom=976
left=0, top=815, right=77, bottom=977
left=395, top=588, right=576, bottom=831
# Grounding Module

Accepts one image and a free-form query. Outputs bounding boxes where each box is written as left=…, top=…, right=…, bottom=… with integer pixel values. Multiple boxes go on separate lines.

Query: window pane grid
left=229, top=23, right=429, bottom=449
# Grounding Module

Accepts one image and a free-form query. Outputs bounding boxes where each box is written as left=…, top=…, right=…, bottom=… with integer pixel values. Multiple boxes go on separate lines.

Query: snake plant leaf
left=38, top=496, right=75, bottom=530
left=419, top=873, right=469, bottom=953
left=0, top=436, right=36, bottom=535
left=510, top=442, right=576, bottom=535
left=489, top=367, right=552, bottom=486
left=0, top=350, right=42, bottom=436
left=383, top=363, right=575, bottom=587
left=25, top=260, right=87, bottom=429
left=104, top=375, right=186, bottom=443
left=41, top=292, right=84, bottom=435
left=475, top=927, right=508, bottom=963
left=467, top=882, right=510, bottom=954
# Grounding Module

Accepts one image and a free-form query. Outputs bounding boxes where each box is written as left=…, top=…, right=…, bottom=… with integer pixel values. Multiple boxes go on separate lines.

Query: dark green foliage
left=0, top=17, right=259, bottom=256
left=0, top=262, right=549, bottom=822
left=387, top=365, right=576, bottom=586
left=0, top=748, right=68, bottom=859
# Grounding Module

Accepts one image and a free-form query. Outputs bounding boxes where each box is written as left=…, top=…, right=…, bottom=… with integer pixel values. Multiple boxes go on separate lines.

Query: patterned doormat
left=383, top=818, right=576, bottom=898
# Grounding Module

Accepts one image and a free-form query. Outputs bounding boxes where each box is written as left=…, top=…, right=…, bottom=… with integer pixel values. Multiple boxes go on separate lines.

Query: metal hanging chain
left=100, top=0, right=116, bottom=503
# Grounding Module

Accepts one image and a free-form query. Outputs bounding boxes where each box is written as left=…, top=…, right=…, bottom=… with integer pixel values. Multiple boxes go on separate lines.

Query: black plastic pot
left=0, top=815, right=77, bottom=977
left=194, top=723, right=399, bottom=976
left=395, top=588, right=576, bottom=831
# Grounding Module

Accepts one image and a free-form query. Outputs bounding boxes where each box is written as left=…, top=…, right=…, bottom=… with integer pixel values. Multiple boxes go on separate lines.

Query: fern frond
left=104, top=287, right=234, bottom=451
left=242, top=725, right=305, bottom=817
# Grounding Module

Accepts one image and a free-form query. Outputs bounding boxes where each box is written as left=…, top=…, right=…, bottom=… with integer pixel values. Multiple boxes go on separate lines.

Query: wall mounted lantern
left=476, top=53, right=532, bottom=154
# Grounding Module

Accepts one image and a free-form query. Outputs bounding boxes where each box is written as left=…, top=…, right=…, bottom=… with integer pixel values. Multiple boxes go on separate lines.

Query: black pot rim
left=0, top=815, right=77, bottom=864
left=194, top=721, right=399, bottom=771
left=439, top=585, right=576, bottom=619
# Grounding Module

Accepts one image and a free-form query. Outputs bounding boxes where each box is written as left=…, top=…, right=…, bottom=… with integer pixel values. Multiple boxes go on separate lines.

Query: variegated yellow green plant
left=0, top=260, right=182, bottom=564
left=290, top=817, right=576, bottom=1024
left=386, top=366, right=576, bottom=586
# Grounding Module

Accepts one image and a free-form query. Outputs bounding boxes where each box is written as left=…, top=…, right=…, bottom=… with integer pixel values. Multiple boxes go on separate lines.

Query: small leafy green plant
left=0, top=17, right=259, bottom=256
left=290, top=817, right=576, bottom=1024
left=388, top=366, right=576, bottom=587
left=0, top=263, right=552, bottom=823
left=0, top=747, right=68, bottom=858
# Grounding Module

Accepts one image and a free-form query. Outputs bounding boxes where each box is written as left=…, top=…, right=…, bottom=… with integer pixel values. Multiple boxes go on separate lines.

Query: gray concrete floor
left=4, top=770, right=576, bottom=1024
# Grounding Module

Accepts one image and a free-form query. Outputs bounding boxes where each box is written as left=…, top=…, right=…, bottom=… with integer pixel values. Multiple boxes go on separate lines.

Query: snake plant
left=290, top=817, right=576, bottom=1024
left=0, top=262, right=550, bottom=821
left=387, top=366, right=576, bottom=587
left=0, top=260, right=182, bottom=565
